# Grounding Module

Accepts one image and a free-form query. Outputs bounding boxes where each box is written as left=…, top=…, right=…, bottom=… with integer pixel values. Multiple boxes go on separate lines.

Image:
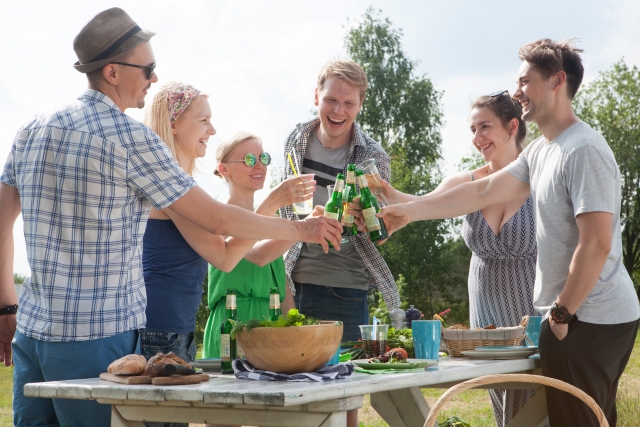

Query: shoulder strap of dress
left=468, top=171, right=475, bottom=181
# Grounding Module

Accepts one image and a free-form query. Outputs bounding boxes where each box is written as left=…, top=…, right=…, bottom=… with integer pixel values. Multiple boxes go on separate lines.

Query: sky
left=2, top=0, right=639, bottom=276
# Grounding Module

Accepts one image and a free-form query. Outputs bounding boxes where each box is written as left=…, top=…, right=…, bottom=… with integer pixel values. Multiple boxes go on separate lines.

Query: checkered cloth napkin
left=232, top=359, right=354, bottom=382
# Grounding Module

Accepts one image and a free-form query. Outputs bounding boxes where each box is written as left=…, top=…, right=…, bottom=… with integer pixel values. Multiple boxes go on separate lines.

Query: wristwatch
left=550, top=302, right=575, bottom=324
left=0, top=304, right=18, bottom=316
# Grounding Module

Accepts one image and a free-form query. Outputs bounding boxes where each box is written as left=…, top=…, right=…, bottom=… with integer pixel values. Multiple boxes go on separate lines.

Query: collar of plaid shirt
left=280, top=117, right=400, bottom=311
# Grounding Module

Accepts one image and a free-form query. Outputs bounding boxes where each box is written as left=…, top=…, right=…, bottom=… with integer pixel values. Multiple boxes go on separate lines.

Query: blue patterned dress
left=462, top=171, right=538, bottom=427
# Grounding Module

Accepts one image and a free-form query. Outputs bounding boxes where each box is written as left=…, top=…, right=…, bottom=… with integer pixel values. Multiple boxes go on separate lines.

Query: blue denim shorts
left=294, top=282, right=369, bottom=342
left=12, top=330, right=138, bottom=427
left=139, top=329, right=196, bottom=363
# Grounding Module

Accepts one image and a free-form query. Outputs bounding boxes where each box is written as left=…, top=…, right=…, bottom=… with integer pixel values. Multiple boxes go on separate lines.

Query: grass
left=1, top=334, right=638, bottom=427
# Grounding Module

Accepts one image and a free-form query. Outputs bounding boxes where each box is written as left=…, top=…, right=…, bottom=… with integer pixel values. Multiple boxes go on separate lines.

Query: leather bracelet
left=0, top=304, right=18, bottom=315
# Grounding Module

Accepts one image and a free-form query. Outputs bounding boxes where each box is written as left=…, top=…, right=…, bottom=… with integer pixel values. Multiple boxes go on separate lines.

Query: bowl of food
left=235, top=310, right=343, bottom=374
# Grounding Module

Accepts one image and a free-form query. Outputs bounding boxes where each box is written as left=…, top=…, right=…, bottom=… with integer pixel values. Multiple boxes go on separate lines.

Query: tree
left=345, top=9, right=470, bottom=319
left=574, top=60, right=640, bottom=287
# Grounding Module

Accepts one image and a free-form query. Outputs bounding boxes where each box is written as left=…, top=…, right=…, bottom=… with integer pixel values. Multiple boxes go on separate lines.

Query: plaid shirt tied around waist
left=279, top=118, right=400, bottom=311
left=0, top=90, right=196, bottom=342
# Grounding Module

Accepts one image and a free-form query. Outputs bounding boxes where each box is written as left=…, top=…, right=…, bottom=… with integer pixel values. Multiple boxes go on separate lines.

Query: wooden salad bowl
left=236, top=321, right=343, bottom=374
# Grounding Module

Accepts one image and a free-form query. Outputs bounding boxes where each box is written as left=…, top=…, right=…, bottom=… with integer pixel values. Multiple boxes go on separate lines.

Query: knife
left=162, top=364, right=196, bottom=376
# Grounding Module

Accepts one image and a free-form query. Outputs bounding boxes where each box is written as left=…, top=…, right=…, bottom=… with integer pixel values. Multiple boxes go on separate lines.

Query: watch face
left=553, top=309, right=566, bottom=323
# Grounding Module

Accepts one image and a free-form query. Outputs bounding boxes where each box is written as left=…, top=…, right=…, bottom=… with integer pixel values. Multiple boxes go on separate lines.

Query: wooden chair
left=423, top=373, right=608, bottom=427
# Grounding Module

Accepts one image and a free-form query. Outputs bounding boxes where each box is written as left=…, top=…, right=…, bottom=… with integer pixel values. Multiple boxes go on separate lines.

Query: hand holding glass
left=358, top=159, right=389, bottom=206
left=288, top=174, right=315, bottom=215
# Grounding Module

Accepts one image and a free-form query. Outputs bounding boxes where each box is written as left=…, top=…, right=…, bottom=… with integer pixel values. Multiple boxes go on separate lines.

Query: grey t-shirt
left=292, top=129, right=372, bottom=290
left=505, top=121, right=640, bottom=324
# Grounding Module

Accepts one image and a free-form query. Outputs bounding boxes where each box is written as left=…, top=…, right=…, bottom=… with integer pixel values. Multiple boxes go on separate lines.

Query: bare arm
left=378, top=170, right=530, bottom=237
left=167, top=186, right=342, bottom=253
left=0, top=183, right=20, bottom=366
left=550, top=211, right=613, bottom=340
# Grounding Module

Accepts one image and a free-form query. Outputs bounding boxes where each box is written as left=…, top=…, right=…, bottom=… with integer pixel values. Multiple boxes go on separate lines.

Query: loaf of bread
left=107, top=354, right=147, bottom=375
left=144, top=351, right=192, bottom=377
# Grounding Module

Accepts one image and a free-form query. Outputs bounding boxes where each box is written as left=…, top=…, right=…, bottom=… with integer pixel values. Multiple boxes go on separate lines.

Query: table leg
left=111, top=406, right=145, bottom=427
left=370, top=387, right=436, bottom=427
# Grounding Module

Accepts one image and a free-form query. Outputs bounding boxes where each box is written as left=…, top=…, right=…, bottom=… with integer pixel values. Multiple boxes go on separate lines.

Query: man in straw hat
left=0, top=7, right=342, bottom=426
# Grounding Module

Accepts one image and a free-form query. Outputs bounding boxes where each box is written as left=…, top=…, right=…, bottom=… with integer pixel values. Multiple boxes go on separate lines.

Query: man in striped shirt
left=0, top=8, right=341, bottom=427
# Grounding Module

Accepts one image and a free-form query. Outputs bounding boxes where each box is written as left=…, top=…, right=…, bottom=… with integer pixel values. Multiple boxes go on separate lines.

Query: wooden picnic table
left=24, top=356, right=543, bottom=427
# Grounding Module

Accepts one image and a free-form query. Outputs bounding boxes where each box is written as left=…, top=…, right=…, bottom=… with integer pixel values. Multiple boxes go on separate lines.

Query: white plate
left=461, top=348, right=537, bottom=359
left=474, top=346, right=538, bottom=352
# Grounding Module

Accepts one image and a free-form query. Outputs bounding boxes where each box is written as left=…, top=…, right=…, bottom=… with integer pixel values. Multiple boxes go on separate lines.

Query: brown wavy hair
left=471, top=93, right=527, bottom=152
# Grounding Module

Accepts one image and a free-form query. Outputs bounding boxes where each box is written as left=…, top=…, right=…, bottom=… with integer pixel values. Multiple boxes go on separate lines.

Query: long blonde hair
left=214, top=131, right=263, bottom=180
left=144, top=81, right=208, bottom=175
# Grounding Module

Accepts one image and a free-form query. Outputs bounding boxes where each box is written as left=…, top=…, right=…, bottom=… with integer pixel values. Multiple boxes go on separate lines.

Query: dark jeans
left=294, top=282, right=369, bottom=342
left=139, top=329, right=197, bottom=427
left=539, top=318, right=639, bottom=427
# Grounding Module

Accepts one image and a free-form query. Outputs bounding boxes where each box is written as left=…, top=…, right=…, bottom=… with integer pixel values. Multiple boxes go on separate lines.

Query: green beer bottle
left=269, top=287, right=281, bottom=321
left=324, top=174, right=345, bottom=247
left=342, top=164, right=359, bottom=236
left=220, top=288, right=237, bottom=374
left=356, top=169, right=389, bottom=242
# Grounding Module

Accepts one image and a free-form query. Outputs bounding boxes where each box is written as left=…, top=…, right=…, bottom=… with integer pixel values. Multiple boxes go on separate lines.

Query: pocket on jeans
left=330, top=287, right=365, bottom=302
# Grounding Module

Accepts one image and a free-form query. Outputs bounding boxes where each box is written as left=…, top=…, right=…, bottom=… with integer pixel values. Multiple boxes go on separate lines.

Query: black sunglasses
left=489, top=89, right=517, bottom=107
left=226, top=152, right=271, bottom=168
left=111, top=62, right=156, bottom=80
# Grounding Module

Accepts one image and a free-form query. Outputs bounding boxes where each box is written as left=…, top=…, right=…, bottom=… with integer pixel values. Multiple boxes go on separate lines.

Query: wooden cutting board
left=100, top=373, right=210, bottom=385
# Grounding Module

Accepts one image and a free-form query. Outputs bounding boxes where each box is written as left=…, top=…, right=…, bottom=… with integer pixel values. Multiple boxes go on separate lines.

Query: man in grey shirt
left=379, top=39, right=639, bottom=427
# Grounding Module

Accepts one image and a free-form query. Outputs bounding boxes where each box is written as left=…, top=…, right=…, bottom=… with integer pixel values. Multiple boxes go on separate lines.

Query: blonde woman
left=142, top=82, right=314, bottom=370
left=201, top=132, right=313, bottom=359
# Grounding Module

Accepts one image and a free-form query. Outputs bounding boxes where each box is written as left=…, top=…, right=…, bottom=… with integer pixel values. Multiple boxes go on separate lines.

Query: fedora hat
left=73, top=8, right=156, bottom=74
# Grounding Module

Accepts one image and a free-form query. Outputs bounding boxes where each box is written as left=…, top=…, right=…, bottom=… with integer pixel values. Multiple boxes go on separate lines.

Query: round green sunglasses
left=226, top=152, right=271, bottom=167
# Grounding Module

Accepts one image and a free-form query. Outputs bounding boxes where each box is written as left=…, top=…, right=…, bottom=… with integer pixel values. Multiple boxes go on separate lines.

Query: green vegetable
left=386, top=327, right=415, bottom=358
left=230, top=309, right=322, bottom=338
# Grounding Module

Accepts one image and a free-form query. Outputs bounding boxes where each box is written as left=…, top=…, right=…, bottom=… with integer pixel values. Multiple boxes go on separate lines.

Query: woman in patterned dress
left=380, top=92, right=538, bottom=427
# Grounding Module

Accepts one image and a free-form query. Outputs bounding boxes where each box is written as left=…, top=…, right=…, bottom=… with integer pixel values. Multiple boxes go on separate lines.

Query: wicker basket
left=423, top=374, right=608, bottom=427
left=442, top=326, right=525, bottom=357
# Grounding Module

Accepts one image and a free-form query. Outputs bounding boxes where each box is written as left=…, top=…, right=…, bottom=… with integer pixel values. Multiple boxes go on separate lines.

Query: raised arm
left=167, top=185, right=342, bottom=253
left=0, top=183, right=20, bottom=366
left=379, top=169, right=529, bottom=236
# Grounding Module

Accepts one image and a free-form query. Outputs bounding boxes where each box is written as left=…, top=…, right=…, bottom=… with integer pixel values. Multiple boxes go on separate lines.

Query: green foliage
left=345, top=9, right=471, bottom=320
left=194, top=274, right=209, bottom=350
left=457, top=150, right=485, bottom=172
left=441, top=416, right=471, bottom=427
left=525, top=122, right=542, bottom=145
left=574, top=59, right=640, bottom=284
left=13, top=273, right=26, bottom=284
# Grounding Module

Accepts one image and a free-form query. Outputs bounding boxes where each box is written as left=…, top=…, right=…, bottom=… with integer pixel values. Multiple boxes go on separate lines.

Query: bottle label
left=343, top=212, right=354, bottom=227
left=333, top=179, right=345, bottom=193
left=226, top=294, right=237, bottom=309
left=269, top=293, right=280, bottom=309
left=220, top=334, right=231, bottom=362
left=362, top=206, right=381, bottom=231
left=324, top=211, right=340, bottom=221
left=347, top=170, right=356, bottom=184
left=357, top=175, right=369, bottom=188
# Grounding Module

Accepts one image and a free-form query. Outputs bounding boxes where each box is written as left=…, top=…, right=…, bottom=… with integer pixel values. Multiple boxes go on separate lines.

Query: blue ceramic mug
left=412, top=320, right=441, bottom=360
left=525, top=316, right=542, bottom=346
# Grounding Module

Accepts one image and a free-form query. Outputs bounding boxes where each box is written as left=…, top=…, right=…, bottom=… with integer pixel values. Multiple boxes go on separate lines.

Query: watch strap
left=0, top=304, right=18, bottom=315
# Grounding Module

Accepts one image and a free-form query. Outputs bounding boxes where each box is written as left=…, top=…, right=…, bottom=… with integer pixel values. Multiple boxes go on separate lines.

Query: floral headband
left=166, top=83, right=201, bottom=123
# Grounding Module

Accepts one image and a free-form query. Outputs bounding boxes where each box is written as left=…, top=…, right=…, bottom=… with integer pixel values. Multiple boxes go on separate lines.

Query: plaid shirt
left=280, top=118, right=400, bottom=310
left=0, top=90, right=196, bottom=342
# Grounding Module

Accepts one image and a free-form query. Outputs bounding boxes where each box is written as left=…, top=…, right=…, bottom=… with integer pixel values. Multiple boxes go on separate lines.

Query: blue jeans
left=12, top=329, right=138, bottom=427
left=139, top=329, right=196, bottom=427
left=294, top=282, right=369, bottom=342
left=139, top=329, right=196, bottom=362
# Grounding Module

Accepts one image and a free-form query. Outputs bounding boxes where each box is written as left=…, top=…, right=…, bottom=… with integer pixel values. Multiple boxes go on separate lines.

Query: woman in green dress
left=202, top=132, right=316, bottom=358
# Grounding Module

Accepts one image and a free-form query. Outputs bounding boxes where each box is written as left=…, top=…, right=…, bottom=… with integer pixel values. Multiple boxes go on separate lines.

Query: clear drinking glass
left=327, top=185, right=349, bottom=244
left=288, top=174, right=314, bottom=215
left=358, top=159, right=389, bottom=206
